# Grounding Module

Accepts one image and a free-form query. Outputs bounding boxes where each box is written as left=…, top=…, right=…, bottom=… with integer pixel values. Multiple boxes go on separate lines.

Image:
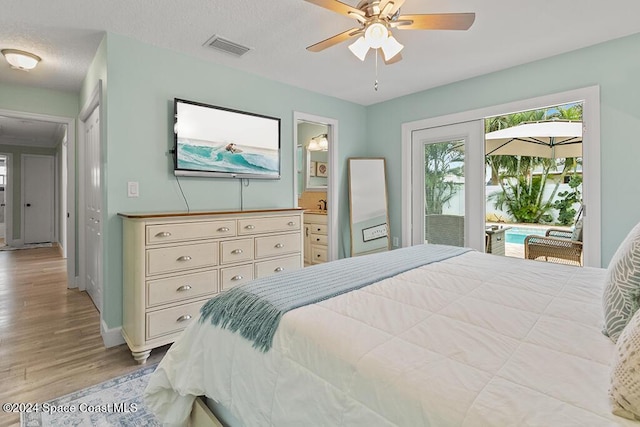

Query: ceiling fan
left=305, top=0, right=475, bottom=64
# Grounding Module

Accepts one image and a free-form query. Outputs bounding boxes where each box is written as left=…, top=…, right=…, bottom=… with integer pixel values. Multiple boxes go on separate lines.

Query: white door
left=23, top=155, right=55, bottom=244
left=411, top=120, right=485, bottom=251
left=84, top=106, right=102, bottom=311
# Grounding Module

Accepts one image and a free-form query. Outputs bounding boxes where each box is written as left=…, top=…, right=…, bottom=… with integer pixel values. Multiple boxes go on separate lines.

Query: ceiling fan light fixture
left=364, top=22, right=388, bottom=49
left=348, top=36, right=370, bottom=61
left=381, top=35, right=404, bottom=61
left=1, top=49, right=41, bottom=71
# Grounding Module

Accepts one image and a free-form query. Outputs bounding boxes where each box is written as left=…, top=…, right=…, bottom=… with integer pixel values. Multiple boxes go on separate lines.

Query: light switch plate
left=127, top=181, right=139, bottom=198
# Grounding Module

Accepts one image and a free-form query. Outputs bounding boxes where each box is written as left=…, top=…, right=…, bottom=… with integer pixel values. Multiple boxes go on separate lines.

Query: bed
left=145, top=236, right=640, bottom=427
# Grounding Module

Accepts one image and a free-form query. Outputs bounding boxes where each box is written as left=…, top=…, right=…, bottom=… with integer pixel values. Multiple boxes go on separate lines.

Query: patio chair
left=524, top=220, right=583, bottom=266
left=425, top=214, right=464, bottom=247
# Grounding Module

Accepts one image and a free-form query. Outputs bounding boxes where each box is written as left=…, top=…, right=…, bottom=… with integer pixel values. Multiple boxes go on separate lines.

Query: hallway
left=0, top=246, right=165, bottom=427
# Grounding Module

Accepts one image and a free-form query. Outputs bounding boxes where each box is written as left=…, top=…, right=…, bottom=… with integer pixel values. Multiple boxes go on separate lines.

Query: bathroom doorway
left=293, top=112, right=339, bottom=264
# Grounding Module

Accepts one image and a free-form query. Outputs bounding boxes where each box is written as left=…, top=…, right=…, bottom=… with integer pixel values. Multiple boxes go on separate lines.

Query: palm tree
left=424, top=141, right=464, bottom=215
left=485, top=104, right=583, bottom=224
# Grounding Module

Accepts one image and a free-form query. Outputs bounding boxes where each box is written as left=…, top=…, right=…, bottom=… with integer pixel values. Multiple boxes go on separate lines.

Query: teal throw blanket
left=200, top=244, right=471, bottom=352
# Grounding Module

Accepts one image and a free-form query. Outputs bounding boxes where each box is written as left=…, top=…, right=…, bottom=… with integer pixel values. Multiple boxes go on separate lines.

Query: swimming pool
left=504, top=227, right=547, bottom=244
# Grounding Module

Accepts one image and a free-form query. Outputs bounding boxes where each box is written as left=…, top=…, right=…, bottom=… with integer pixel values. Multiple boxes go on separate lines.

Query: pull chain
left=374, top=50, right=379, bottom=91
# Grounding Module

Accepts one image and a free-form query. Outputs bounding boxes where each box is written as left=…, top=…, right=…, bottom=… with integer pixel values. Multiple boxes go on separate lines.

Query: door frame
left=293, top=112, right=339, bottom=262
left=0, top=153, right=13, bottom=246
left=401, top=86, right=601, bottom=267
left=0, top=108, right=75, bottom=283
left=21, top=154, right=55, bottom=244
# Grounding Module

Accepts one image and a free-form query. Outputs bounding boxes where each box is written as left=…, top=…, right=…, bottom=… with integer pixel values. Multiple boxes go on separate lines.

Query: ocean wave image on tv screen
left=177, top=139, right=278, bottom=175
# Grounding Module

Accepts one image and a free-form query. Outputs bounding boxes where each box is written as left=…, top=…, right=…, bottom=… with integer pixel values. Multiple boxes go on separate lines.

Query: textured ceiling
left=2, top=0, right=640, bottom=108
left=0, top=115, right=64, bottom=148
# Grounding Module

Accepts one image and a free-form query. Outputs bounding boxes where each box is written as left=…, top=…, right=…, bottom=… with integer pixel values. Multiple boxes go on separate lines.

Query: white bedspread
left=145, top=251, right=638, bottom=426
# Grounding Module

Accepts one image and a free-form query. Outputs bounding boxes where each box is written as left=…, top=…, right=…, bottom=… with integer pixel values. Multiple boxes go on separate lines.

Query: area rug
left=21, top=364, right=160, bottom=426
left=0, top=242, right=53, bottom=251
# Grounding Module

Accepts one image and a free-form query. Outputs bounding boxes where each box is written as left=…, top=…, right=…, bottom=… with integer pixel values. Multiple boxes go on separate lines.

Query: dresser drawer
left=146, top=243, right=218, bottom=276
left=146, top=220, right=236, bottom=244
left=220, top=238, right=254, bottom=265
left=309, top=224, right=327, bottom=235
left=146, top=300, right=205, bottom=340
left=255, top=232, right=301, bottom=259
left=311, top=245, right=328, bottom=263
left=146, top=270, right=218, bottom=308
left=237, top=216, right=300, bottom=235
left=255, top=255, right=301, bottom=279
left=310, top=233, right=327, bottom=245
left=220, top=264, right=254, bottom=291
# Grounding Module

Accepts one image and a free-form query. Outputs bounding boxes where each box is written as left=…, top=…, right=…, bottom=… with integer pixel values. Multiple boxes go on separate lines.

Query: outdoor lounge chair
left=524, top=221, right=583, bottom=266
left=425, top=214, right=464, bottom=247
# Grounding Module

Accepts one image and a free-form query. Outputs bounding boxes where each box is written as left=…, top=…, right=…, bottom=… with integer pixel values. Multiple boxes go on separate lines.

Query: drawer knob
left=245, top=225, right=255, bottom=230
left=176, top=314, right=192, bottom=322
left=317, top=254, right=321, bottom=258
left=288, top=221, right=295, bottom=226
left=274, top=267, right=284, bottom=272
left=231, top=275, right=243, bottom=281
left=274, top=243, right=284, bottom=249
left=316, top=228, right=321, bottom=232
left=176, top=285, right=192, bottom=292
left=156, top=231, right=172, bottom=238
left=218, top=227, right=230, bottom=232
left=316, top=238, right=320, bottom=242
left=177, top=255, right=192, bottom=262
left=231, top=249, right=243, bottom=254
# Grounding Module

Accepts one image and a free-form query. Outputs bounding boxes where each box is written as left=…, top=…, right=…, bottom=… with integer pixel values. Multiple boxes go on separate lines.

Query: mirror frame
left=348, top=157, right=391, bottom=256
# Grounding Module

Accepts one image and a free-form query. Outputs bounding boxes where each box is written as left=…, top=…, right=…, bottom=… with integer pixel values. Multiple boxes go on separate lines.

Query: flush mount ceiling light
left=1, top=49, right=41, bottom=71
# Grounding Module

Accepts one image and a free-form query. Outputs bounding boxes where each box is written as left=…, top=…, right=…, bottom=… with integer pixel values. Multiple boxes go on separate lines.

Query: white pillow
left=602, top=221, right=640, bottom=342
left=610, top=308, right=640, bottom=420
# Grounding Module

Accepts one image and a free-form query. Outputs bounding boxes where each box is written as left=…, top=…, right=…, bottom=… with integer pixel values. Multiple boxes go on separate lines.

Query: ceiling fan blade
left=304, top=0, right=365, bottom=19
left=379, top=0, right=405, bottom=18
left=379, top=50, right=403, bottom=65
left=306, top=28, right=363, bottom=52
left=395, top=13, right=476, bottom=30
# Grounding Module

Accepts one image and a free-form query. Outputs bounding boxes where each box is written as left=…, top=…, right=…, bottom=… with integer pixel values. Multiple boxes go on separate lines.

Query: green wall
left=0, top=82, right=79, bottom=118
left=100, top=33, right=367, bottom=328
left=366, top=32, right=640, bottom=267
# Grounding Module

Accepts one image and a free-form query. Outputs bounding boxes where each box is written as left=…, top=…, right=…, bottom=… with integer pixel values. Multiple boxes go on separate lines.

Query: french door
left=411, top=120, right=485, bottom=251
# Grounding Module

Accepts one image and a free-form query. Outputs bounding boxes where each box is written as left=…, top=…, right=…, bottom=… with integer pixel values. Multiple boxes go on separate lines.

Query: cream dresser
left=119, top=208, right=303, bottom=364
left=303, top=212, right=328, bottom=265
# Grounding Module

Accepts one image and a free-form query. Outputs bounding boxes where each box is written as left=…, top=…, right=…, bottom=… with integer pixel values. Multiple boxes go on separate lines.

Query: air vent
left=204, top=35, right=251, bottom=57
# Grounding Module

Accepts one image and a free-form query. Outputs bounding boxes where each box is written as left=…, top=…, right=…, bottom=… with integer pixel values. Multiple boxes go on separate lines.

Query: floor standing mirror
left=348, top=157, right=390, bottom=256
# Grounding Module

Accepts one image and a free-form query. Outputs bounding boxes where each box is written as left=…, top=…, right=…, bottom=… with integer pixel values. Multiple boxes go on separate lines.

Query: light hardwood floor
left=0, top=246, right=167, bottom=427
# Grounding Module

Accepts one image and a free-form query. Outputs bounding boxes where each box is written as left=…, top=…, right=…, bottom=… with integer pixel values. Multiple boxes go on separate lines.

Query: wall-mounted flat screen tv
left=173, top=98, right=281, bottom=179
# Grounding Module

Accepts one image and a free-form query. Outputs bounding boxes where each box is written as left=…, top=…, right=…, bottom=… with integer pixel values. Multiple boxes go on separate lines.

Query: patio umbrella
left=485, top=121, right=582, bottom=158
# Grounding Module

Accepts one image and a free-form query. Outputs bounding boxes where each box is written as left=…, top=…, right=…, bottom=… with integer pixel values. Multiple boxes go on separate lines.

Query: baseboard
left=7, top=238, right=23, bottom=247
left=67, top=275, right=79, bottom=289
left=101, top=319, right=125, bottom=348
